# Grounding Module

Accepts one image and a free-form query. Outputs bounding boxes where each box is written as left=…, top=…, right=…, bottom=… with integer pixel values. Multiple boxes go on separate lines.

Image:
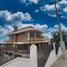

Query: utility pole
left=54, top=0, right=65, bottom=58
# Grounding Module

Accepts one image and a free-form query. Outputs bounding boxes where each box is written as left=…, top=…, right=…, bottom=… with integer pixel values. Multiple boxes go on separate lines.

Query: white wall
left=0, top=44, right=37, bottom=67
left=30, top=44, right=37, bottom=67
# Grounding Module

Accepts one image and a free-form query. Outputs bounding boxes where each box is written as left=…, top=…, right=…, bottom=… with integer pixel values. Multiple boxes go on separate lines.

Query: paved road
left=51, top=50, right=67, bottom=67
left=38, top=50, right=50, bottom=67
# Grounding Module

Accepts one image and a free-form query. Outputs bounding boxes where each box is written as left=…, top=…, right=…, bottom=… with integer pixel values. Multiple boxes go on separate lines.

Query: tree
left=51, top=31, right=67, bottom=49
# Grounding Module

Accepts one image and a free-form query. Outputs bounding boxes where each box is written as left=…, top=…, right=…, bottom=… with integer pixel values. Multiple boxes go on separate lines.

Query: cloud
left=34, top=9, right=39, bottom=13
left=0, top=22, right=49, bottom=41
left=14, top=21, right=33, bottom=29
left=42, top=23, right=67, bottom=39
left=43, top=4, right=60, bottom=11
left=0, top=25, right=14, bottom=36
left=0, top=22, right=52, bottom=40
left=34, top=24, right=48, bottom=32
left=0, top=10, right=32, bottom=22
left=0, top=26, right=8, bottom=36
left=16, top=23, right=48, bottom=34
left=63, top=7, right=67, bottom=12
left=58, top=0, right=67, bottom=5
left=19, top=0, right=27, bottom=3
left=0, top=22, right=67, bottom=41
left=0, top=25, right=15, bottom=41
left=28, top=0, right=39, bottom=4
left=40, top=0, right=67, bottom=19
left=14, top=22, right=48, bottom=31
left=0, top=36, right=9, bottom=41
left=0, top=10, right=11, bottom=21
left=5, top=25, right=14, bottom=31
left=19, top=0, right=39, bottom=4
left=54, top=23, right=67, bottom=32
left=0, top=10, right=32, bottom=41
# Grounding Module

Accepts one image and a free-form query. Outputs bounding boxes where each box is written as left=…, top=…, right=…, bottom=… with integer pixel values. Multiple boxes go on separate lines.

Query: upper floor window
left=11, top=36, right=14, bottom=40
left=29, top=32, right=41, bottom=38
left=36, top=32, right=41, bottom=37
left=9, top=36, right=14, bottom=40
left=30, top=32, right=35, bottom=37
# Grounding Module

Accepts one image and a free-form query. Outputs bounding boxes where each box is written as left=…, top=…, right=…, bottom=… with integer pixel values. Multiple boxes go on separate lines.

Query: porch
left=0, top=42, right=52, bottom=67
left=2, top=42, right=49, bottom=58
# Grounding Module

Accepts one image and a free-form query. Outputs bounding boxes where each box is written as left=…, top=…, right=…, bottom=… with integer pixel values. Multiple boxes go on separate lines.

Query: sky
left=0, top=0, right=67, bottom=41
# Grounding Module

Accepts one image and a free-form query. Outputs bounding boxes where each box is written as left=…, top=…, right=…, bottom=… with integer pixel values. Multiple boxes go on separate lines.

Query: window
left=12, top=36, right=13, bottom=40
left=36, top=32, right=41, bottom=37
left=10, top=36, right=14, bottom=40
left=30, top=32, right=34, bottom=37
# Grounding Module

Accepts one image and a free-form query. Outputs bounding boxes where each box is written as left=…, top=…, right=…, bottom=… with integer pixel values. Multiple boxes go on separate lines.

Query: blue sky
left=0, top=0, right=67, bottom=41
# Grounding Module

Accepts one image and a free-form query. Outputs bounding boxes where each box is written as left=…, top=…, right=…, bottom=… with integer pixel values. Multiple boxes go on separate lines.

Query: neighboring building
left=1, top=26, right=49, bottom=57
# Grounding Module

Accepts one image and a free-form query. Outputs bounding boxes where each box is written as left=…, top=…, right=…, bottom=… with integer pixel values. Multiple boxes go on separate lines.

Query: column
left=30, top=44, right=37, bottom=67
left=27, top=32, right=30, bottom=40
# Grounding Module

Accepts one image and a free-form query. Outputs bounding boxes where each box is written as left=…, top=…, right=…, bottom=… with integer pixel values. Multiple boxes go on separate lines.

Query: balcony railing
left=5, top=37, right=48, bottom=44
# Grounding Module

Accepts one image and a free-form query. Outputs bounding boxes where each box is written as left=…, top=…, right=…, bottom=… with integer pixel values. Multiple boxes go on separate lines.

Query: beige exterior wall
left=17, top=33, right=27, bottom=42
left=9, top=32, right=28, bottom=42
left=8, top=31, right=46, bottom=43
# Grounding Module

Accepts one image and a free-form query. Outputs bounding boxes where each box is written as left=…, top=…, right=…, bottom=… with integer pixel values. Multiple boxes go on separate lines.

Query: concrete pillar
left=30, top=44, right=37, bottom=67
left=28, top=32, right=30, bottom=40
left=35, top=33, right=36, bottom=39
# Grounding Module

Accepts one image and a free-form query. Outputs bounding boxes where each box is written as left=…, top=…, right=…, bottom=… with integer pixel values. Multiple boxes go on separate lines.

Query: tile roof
left=7, top=26, right=42, bottom=35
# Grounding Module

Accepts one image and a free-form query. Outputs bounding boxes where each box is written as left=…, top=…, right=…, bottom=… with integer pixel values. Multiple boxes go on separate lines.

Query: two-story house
left=3, top=26, right=49, bottom=57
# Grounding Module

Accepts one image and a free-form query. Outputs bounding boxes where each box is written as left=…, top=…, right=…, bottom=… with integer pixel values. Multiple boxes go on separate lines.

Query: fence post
left=30, top=44, right=37, bottom=67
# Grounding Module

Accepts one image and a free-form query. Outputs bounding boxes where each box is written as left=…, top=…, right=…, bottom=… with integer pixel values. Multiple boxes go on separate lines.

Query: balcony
left=5, top=36, right=49, bottom=44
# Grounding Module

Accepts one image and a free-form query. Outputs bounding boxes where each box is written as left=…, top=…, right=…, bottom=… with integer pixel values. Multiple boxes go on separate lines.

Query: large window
left=30, top=32, right=35, bottom=37
left=36, top=32, right=41, bottom=37
left=10, top=36, right=15, bottom=40
left=29, top=32, right=41, bottom=38
left=11, top=36, right=14, bottom=40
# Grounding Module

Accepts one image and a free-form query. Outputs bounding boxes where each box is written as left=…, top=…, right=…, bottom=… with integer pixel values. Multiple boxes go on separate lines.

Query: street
left=51, top=50, right=67, bottom=67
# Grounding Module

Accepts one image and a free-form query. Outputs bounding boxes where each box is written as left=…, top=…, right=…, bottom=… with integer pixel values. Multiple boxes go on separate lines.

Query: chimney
left=14, top=25, right=18, bottom=31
